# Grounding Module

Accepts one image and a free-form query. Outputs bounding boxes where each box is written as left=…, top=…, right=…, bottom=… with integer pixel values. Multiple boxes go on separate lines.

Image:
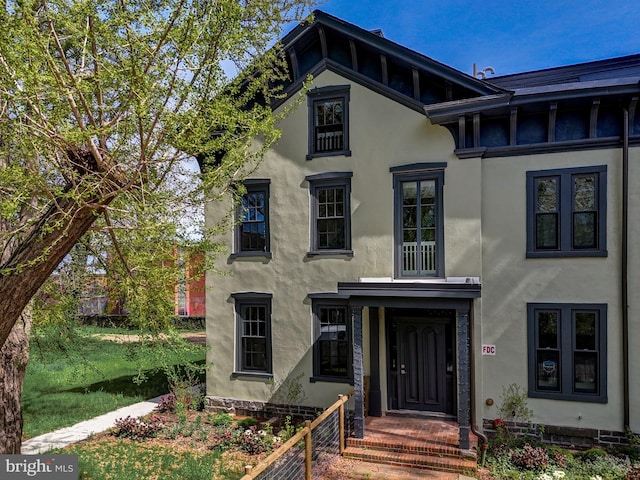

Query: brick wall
left=482, top=418, right=637, bottom=450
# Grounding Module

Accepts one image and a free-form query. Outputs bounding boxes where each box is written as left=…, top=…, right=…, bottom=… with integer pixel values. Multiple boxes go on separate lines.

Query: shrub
left=510, top=443, right=549, bottom=471
left=112, top=415, right=164, bottom=441
left=156, top=393, right=178, bottom=413
left=209, top=425, right=237, bottom=451
left=277, top=415, right=299, bottom=442
left=577, top=448, right=608, bottom=462
left=548, top=446, right=574, bottom=469
left=237, top=426, right=271, bottom=454
left=208, top=411, right=234, bottom=427
left=498, top=383, right=533, bottom=425
left=237, top=417, right=259, bottom=429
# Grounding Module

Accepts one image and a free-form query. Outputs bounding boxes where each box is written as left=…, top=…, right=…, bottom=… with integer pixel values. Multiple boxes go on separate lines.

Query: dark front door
left=396, top=318, right=448, bottom=412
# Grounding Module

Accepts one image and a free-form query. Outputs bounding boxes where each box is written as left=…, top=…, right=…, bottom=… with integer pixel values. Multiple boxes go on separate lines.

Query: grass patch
left=23, top=328, right=205, bottom=439
left=58, top=439, right=242, bottom=480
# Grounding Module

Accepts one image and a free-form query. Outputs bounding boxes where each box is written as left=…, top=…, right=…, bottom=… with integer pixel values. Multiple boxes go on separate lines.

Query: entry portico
left=337, top=279, right=481, bottom=450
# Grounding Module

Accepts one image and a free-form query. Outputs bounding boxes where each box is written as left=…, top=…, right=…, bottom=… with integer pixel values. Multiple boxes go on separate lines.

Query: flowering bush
left=156, top=393, right=178, bottom=413
left=510, top=443, right=550, bottom=471
left=493, top=418, right=506, bottom=430
left=113, top=415, right=164, bottom=441
left=237, top=426, right=272, bottom=454
left=209, top=424, right=237, bottom=450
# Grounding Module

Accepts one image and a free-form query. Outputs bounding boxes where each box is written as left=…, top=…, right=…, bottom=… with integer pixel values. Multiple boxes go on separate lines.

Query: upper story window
left=232, top=293, right=273, bottom=376
left=307, top=86, right=351, bottom=160
left=392, top=163, right=446, bottom=278
left=527, top=303, right=607, bottom=402
left=526, top=166, right=606, bottom=258
left=233, top=180, right=270, bottom=258
left=306, top=172, right=353, bottom=256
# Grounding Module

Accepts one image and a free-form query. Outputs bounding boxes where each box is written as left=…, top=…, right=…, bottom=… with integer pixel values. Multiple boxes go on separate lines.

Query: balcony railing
left=402, top=241, right=436, bottom=275
left=315, top=130, right=343, bottom=152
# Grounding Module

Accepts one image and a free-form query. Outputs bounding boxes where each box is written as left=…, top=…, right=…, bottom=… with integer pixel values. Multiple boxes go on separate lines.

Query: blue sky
left=313, top=0, right=640, bottom=77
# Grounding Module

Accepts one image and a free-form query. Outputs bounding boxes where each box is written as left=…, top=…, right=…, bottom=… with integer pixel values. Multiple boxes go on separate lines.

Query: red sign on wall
left=482, top=344, right=496, bottom=355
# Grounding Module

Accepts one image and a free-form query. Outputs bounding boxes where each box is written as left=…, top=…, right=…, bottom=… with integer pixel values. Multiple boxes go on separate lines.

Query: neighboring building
left=175, top=253, right=206, bottom=317
left=205, top=10, right=640, bottom=449
left=77, top=252, right=205, bottom=317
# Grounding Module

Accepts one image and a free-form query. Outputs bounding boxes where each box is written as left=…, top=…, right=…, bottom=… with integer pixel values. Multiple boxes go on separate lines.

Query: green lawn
left=23, top=327, right=205, bottom=439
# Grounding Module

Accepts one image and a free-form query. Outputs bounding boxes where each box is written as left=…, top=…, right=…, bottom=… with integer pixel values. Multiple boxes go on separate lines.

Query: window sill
left=528, top=391, right=607, bottom=403
left=307, top=250, right=353, bottom=258
left=231, top=371, right=273, bottom=380
left=310, top=376, right=353, bottom=384
left=230, top=252, right=272, bottom=260
left=306, top=150, right=352, bottom=161
left=526, top=250, right=607, bottom=258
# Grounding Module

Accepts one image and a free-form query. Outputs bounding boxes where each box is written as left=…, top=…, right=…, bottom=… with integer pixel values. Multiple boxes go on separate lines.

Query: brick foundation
left=482, top=418, right=638, bottom=450
left=207, top=395, right=325, bottom=420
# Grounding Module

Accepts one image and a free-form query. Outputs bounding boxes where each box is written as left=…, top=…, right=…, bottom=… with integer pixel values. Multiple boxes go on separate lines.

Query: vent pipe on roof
left=473, top=63, right=495, bottom=79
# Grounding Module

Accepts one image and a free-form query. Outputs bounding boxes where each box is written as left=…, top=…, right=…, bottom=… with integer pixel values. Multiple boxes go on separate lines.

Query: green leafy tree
left=0, top=0, right=314, bottom=453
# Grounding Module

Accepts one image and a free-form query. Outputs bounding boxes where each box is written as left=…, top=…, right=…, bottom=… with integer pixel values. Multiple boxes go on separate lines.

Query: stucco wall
left=479, top=148, right=627, bottom=432
left=625, top=145, right=640, bottom=433
left=205, top=67, right=640, bottom=434
left=205, top=69, right=483, bottom=409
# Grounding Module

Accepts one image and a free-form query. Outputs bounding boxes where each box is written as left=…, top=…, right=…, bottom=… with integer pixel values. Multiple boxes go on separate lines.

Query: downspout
left=622, top=108, right=630, bottom=430
left=469, top=304, right=488, bottom=466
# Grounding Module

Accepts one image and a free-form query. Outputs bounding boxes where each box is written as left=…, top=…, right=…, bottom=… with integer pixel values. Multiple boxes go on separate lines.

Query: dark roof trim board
left=337, top=281, right=481, bottom=300
left=273, top=10, right=505, bottom=113
left=275, top=58, right=426, bottom=113
left=425, top=78, right=640, bottom=124
left=301, top=11, right=502, bottom=94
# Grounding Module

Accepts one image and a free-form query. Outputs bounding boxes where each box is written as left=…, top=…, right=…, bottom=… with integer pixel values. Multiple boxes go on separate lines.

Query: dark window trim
left=392, top=166, right=446, bottom=278
left=527, top=302, right=607, bottom=403
left=233, top=293, right=273, bottom=376
left=311, top=299, right=353, bottom=384
left=389, top=162, right=448, bottom=174
left=307, top=172, right=353, bottom=256
left=307, top=85, right=352, bottom=160
left=233, top=179, right=271, bottom=258
left=526, top=165, right=607, bottom=258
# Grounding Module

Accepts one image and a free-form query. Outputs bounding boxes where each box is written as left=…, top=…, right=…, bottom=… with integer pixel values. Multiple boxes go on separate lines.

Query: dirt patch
left=93, top=332, right=206, bottom=345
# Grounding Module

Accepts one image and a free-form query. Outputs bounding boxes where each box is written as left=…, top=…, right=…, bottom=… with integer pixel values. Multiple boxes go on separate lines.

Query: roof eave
left=425, top=78, right=640, bottom=124
left=285, top=10, right=506, bottom=97
left=424, top=94, right=513, bottom=123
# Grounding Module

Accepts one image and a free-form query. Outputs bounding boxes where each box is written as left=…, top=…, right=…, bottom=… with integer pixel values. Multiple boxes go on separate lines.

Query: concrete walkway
left=21, top=396, right=162, bottom=454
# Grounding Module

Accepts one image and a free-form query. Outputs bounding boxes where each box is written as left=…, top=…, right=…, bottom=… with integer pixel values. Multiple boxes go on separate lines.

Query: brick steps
left=347, top=437, right=462, bottom=458
left=345, top=415, right=479, bottom=476
left=343, top=445, right=477, bottom=476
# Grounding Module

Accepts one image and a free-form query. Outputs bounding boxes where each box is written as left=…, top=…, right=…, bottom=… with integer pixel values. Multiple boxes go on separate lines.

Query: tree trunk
left=0, top=192, right=115, bottom=349
left=0, top=310, right=32, bottom=453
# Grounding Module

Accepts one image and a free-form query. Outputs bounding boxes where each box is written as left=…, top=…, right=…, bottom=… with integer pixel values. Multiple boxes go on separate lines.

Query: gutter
left=622, top=108, right=630, bottom=430
left=469, top=306, right=488, bottom=466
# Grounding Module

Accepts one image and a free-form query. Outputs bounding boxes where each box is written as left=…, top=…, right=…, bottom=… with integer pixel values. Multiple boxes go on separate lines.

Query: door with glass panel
left=399, top=178, right=439, bottom=276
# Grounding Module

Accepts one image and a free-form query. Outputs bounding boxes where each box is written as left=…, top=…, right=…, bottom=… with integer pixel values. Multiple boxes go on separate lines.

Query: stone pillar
left=368, top=307, right=382, bottom=417
left=353, top=305, right=365, bottom=438
left=456, top=309, right=471, bottom=450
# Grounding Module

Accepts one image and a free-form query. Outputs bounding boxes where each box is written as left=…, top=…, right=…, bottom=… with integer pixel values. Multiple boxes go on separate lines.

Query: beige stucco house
left=205, top=11, right=640, bottom=449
